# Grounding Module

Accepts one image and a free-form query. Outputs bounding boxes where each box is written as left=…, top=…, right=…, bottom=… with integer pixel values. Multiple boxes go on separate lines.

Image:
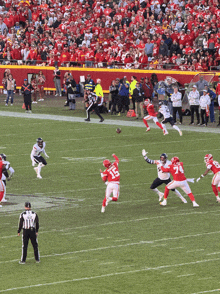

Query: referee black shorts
left=34, top=156, right=47, bottom=166
left=150, top=177, right=175, bottom=191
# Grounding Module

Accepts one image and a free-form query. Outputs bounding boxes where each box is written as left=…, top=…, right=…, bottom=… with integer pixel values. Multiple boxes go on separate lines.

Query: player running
left=160, top=156, right=199, bottom=207
left=0, top=153, right=14, bottom=202
left=30, top=138, right=49, bottom=179
left=100, top=154, right=120, bottom=213
left=196, top=154, right=220, bottom=202
left=158, top=101, right=182, bottom=136
left=142, top=99, right=166, bottom=134
left=142, top=150, right=187, bottom=203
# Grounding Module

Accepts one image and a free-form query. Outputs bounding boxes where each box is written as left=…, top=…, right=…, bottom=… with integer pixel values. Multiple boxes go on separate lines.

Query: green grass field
left=1, top=99, right=220, bottom=294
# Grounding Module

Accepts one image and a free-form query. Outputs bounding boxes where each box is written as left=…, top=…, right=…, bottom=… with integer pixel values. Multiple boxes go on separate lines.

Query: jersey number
left=109, top=167, right=120, bottom=179
left=213, top=161, right=220, bottom=168
left=173, top=165, right=184, bottom=174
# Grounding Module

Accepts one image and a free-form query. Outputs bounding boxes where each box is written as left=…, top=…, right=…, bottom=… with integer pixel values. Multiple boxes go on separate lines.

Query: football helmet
left=37, top=138, right=43, bottom=147
left=171, top=156, right=179, bottom=165
left=0, top=153, right=6, bottom=161
left=158, top=101, right=163, bottom=107
left=204, top=154, right=213, bottom=163
left=103, top=159, right=111, bottom=168
left=144, top=99, right=150, bottom=105
left=160, top=153, right=168, bottom=163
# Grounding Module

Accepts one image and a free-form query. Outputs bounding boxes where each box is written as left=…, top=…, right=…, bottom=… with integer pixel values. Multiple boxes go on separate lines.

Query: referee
left=18, top=202, right=40, bottom=264
left=84, top=90, right=104, bottom=122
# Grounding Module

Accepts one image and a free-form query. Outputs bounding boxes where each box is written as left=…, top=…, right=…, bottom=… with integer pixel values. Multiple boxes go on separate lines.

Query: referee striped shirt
left=18, top=210, right=39, bottom=233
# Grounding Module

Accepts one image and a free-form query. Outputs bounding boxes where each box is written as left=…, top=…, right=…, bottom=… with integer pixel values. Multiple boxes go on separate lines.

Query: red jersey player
left=100, top=154, right=120, bottom=213
left=142, top=99, right=166, bottom=135
left=0, top=155, right=6, bottom=207
left=160, top=156, right=199, bottom=207
left=196, top=154, right=220, bottom=203
left=215, top=76, right=220, bottom=126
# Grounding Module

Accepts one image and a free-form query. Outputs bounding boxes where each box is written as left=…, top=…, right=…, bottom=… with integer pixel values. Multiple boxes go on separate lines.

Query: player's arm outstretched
left=196, top=167, right=210, bottom=182
left=142, top=149, right=156, bottom=164
left=112, top=154, right=119, bottom=164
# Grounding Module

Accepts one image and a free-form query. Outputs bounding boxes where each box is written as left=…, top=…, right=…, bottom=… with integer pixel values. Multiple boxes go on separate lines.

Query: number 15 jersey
left=102, top=162, right=120, bottom=183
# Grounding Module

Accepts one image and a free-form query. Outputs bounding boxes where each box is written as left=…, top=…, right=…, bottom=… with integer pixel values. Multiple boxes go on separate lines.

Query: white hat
left=203, top=89, right=207, bottom=92
left=192, top=85, right=197, bottom=88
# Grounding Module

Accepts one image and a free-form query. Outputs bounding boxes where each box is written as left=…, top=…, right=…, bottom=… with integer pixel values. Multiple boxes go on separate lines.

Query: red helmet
left=171, top=156, right=179, bottom=165
left=204, top=154, right=213, bottom=163
left=103, top=159, right=111, bottom=168
left=144, top=98, right=150, bottom=105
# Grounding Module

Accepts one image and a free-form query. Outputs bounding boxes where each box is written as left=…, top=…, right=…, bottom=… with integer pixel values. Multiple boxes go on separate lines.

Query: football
left=116, top=128, right=121, bottom=134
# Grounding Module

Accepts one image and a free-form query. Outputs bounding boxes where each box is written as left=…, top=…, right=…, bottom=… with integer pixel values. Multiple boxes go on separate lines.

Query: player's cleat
left=181, top=197, right=187, bottom=203
left=37, top=175, right=42, bottom=179
left=34, top=167, right=38, bottom=174
left=1, top=199, right=7, bottom=202
left=193, top=202, right=199, bottom=207
left=99, top=118, right=104, bottom=122
left=146, top=127, right=150, bottom=132
left=179, top=131, right=182, bottom=136
left=101, top=206, right=105, bottom=213
left=163, top=130, right=169, bottom=135
left=158, top=192, right=164, bottom=202
left=216, top=197, right=220, bottom=203
left=19, top=261, right=25, bottom=264
left=160, top=199, right=167, bottom=206
left=84, top=118, right=90, bottom=122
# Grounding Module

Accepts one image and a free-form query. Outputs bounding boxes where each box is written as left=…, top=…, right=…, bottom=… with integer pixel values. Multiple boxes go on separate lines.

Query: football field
left=1, top=111, right=220, bottom=294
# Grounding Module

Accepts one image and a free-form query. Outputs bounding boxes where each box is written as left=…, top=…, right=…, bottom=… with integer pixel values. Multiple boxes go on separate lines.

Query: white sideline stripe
left=177, top=274, right=195, bottom=278
left=0, top=258, right=220, bottom=293
left=1, top=230, right=220, bottom=264
left=192, top=290, right=220, bottom=294
left=0, top=111, right=220, bottom=133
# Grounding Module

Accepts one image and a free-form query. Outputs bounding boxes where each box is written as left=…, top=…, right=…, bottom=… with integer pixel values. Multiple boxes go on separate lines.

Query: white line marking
left=192, top=290, right=220, bottom=294
left=177, top=274, right=195, bottom=278
left=162, top=271, right=172, bottom=274
left=151, top=244, right=167, bottom=247
left=170, top=247, right=184, bottom=250
left=187, top=249, right=205, bottom=253
left=1, top=258, right=220, bottom=293
left=206, top=252, right=220, bottom=256
left=99, top=262, right=115, bottom=265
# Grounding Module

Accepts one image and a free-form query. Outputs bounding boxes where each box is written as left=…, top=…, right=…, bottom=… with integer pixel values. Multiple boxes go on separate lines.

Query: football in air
left=116, top=128, right=121, bottom=133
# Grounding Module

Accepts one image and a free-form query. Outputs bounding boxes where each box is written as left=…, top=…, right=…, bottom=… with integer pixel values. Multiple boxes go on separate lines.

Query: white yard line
left=0, top=258, right=220, bottom=293
left=0, top=111, right=220, bottom=134
left=192, top=290, right=220, bottom=294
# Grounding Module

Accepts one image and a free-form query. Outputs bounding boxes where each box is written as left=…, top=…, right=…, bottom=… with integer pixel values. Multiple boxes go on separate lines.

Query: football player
left=160, top=157, right=199, bottom=207
left=142, top=150, right=187, bottom=203
left=158, top=101, right=182, bottom=136
left=100, top=154, right=120, bottom=213
left=0, top=153, right=15, bottom=202
left=0, top=155, right=6, bottom=207
left=30, top=138, right=49, bottom=179
left=142, top=99, right=166, bottom=134
left=196, top=154, right=220, bottom=202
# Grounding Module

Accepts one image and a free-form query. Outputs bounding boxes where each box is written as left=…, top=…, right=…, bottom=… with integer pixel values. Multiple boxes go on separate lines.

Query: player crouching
left=100, top=154, right=120, bottom=213
left=30, top=138, right=49, bottom=179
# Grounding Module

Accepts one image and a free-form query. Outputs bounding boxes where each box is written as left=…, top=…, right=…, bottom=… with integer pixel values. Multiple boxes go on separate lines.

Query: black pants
left=21, top=229, right=39, bottom=262
left=201, top=109, right=208, bottom=125
left=190, top=105, right=200, bottom=124
left=173, top=107, right=182, bottom=123
left=118, top=95, right=129, bottom=113
left=33, top=156, right=47, bottom=166
left=86, top=102, right=103, bottom=120
left=24, top=94, right=32, bottom=110
left=150, top=177, right=175, bottom=192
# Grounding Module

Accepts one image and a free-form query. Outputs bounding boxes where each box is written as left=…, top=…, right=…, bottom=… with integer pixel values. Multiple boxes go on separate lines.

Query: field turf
left=1, top=100, right=220, bottom=294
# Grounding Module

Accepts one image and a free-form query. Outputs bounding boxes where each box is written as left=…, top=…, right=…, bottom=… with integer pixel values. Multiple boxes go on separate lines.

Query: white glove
left=196, top=177, right=200, bottom=182
left=142, top=149, right=148, bottom=157
left=32, top=160, right=36, bottom=167
left=187, top=178, right=195, bottom=183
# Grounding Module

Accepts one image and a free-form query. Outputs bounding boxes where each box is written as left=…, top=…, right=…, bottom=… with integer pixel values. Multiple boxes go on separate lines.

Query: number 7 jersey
left=102, top=162, right=120, bottom=183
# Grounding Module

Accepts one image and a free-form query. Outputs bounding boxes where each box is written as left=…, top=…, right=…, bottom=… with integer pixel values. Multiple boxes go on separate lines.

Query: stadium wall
left=0, top=65, right=219, bottom=91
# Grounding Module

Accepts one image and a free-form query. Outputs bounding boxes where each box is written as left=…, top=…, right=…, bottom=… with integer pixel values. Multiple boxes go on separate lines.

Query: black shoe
left=189, top=122, right=194, bottom=125
left=84, top=118, right=90, bottom=122
left=99, top=118, right=104, bottom=122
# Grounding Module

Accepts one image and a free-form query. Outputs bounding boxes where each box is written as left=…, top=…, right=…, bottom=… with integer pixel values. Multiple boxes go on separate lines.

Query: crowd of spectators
left=1, top=0, right=220, bottom=70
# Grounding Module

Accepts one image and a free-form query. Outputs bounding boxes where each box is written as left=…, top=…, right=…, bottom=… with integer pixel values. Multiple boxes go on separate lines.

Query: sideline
left=0, top=111, right=220, bottom=133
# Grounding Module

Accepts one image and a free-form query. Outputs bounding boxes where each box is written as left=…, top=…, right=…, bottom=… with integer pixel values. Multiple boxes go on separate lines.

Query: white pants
left=106, top=182, right=120, bottom=200
left=143, top=115, right=158, bottom=123
left=212, top=172, right=220, bottom=186
left=166, top=180, right=191, bottom=194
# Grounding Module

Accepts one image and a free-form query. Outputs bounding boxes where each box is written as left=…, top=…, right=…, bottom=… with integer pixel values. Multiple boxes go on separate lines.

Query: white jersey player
left=142, top=150, right=187, bottom=203
left=158, top=102, right=182, bottom=136
left=0, top=153, right=14, bottom=202
left=30, top=138, right=49, bottom=179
